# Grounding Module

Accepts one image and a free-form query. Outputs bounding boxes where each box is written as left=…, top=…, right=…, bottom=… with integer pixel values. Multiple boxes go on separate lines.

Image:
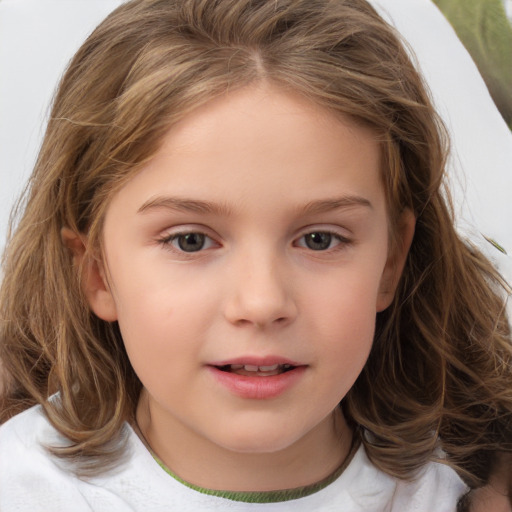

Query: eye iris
left=305, top=232, right=331, bottom=250
left=177, top=233, right=205, bottom=252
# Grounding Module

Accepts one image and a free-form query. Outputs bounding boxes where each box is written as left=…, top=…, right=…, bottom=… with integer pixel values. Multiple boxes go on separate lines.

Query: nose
left=223, top=249, right=297, bottom=329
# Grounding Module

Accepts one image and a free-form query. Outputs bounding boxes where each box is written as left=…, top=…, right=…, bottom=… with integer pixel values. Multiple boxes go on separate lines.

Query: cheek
left=109, top=249, right=212, bottom=323
left=316, top=300, right=376, bottom=362
left=111, top=268, right=220, bottom=375
left=313, top=258, right=384, bottom=320
left=308, top=261, right=383, bottom=367
left=116, top=301, right=198, bottom=404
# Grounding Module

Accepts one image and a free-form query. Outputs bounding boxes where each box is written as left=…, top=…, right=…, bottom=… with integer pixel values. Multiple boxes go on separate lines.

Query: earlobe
left=376, top=209, right=416, bottom=312
left=61, top=227, right=118, bottom=322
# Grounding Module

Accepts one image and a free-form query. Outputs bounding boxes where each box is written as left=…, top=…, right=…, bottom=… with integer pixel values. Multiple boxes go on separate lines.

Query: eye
left=161, top=232, right=216, bottom=253
left=296, top=231, right=348, bottom=251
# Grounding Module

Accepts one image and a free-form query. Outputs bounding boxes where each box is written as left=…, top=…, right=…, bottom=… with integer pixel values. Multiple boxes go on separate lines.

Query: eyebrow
left=137, top=195, right=372, bottom=216
left=138, top=196, right=233, bottom=216
left=299, top=196, right=373, bottom=215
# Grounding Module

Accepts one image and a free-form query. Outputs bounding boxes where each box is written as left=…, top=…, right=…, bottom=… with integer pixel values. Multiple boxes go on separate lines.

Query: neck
left=135, top=392, right=353, bottom=492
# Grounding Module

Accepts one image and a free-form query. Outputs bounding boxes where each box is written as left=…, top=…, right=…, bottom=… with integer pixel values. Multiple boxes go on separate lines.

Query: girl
left=0, top=0, right=510, bottom=510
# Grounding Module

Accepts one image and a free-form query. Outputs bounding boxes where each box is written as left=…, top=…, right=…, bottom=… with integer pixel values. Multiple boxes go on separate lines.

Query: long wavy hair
left=1, top=0, right=511, bottom=486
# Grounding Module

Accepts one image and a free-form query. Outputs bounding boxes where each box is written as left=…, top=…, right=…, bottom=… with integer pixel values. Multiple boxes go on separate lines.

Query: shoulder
left=391, top=459, right=468, bottom=512
left=0, top=405, right=92, bottom=511
left=0, top=406, right=178, bottom=511
left=339, top=445, right=468, bottom=512
left=0, top=403, right=68, bottom=458
left=0, top=404, right=56, bottom=461
left=1, top=403, right=50, bottom=443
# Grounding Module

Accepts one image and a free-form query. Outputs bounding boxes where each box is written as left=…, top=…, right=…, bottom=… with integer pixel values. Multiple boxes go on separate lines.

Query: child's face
left=89, top=84, right=411, bottom=473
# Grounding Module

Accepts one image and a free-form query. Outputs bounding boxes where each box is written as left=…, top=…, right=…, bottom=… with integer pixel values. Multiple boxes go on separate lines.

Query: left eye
left=163, top=232, right=216, bottom=253
left=296, top=232, right=345, bottom=251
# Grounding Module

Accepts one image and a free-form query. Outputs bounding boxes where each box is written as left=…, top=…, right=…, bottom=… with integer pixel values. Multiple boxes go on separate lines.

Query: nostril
left=223, top=285, right=297, bottom=327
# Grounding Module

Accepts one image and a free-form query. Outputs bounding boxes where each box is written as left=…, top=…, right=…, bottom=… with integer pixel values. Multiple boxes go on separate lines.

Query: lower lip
left=207, top=366, right=307, bottom=399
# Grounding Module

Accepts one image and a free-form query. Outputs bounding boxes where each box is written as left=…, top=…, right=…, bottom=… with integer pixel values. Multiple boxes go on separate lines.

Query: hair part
left=1, top=0, right=511, bottom=484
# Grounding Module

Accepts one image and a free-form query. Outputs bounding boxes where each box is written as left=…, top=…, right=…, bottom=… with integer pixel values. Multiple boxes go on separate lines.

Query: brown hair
left=1, top=0, right=511, bottom=485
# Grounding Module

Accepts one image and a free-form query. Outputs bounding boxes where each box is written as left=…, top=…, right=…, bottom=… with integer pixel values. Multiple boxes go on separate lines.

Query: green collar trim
left=151, top=438, right=360, bottom=503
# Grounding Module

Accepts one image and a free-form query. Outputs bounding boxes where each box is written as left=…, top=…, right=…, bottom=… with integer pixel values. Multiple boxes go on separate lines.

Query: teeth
left=259, top=364, right=279, bottom=372
left=228, top=364, right=289, bottom=372
left=221, top=363, right=295, bottom=373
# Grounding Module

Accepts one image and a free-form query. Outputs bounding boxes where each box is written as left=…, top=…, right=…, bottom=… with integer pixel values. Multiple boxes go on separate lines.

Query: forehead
left=104, top=84, right=385, bottom=222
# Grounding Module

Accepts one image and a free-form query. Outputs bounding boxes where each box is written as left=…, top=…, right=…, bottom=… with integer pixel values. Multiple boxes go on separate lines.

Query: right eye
left=295, top=230, right=350, bottom=252
left=160, top=232, right=216, bottom=253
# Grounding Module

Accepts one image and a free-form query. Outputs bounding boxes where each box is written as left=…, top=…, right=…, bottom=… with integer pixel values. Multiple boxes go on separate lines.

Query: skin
left=67, top=84, right=414, bottom=492
left=464, top=454, right=512, bottom=511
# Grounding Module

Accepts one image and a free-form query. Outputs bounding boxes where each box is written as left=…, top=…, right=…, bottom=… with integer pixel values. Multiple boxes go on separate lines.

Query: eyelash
left=158, top=231, right=217, bottom=254
left=157, top=229, right=352, bottom=255
left=294, top=231, right=351, bottom=252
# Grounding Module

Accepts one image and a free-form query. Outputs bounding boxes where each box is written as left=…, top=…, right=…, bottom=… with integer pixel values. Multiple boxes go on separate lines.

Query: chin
left=214, top=425, right=301, bottom=455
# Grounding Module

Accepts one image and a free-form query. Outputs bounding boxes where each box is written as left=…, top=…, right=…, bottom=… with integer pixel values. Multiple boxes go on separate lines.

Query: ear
left=376, top=209, right=415, bottom=312
left=61, top=227, right=118, bottom=322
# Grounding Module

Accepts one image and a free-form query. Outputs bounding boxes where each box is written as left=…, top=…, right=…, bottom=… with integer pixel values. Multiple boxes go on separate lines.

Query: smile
left=207, top=359, right=306, bottom=399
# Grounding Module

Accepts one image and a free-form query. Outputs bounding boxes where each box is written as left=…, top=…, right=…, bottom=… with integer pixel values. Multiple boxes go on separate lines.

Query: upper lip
left=208, top=356, right=304, bottom=367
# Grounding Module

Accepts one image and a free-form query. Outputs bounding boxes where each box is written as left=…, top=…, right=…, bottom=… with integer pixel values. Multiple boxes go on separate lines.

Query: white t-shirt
left=0, top=405, right=467, bottom=511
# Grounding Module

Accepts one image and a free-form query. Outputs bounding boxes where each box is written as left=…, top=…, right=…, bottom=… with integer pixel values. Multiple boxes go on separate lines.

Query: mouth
left=208, top=360, right=306, bottom=399
left=214, top=363, right=296, bottom=377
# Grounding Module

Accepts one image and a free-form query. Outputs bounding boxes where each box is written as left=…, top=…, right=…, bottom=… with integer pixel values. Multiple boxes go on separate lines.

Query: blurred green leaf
left=434, top=0, right=512, bottom=128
